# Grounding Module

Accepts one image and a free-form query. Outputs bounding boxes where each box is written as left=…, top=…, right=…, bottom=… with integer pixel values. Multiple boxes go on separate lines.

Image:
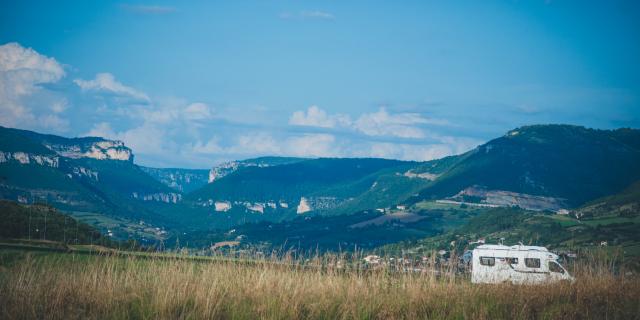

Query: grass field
left=68, top=211, right=166, bottom=241
left=0, top=248, right=638, bottom=320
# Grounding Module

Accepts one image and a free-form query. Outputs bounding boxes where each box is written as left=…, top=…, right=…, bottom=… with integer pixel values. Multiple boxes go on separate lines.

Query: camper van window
left=480, top=257, right=495, bottom=266
left=549, top=261, right=564, bottom=274
left=506, top=257, right=518, bottom=265
left=525, top=258, right=541, bottom=268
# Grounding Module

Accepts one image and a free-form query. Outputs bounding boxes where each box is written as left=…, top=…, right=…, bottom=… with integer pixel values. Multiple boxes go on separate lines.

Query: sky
left=1, top=0, right=639, bottom=168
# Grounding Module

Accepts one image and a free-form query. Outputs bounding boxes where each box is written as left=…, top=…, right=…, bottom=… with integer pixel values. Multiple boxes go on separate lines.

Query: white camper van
left=471, top=244, right=574, bottom=284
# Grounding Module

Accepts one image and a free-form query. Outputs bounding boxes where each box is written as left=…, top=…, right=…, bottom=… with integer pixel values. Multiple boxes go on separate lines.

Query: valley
left=1, top=124, right=639, bottom=262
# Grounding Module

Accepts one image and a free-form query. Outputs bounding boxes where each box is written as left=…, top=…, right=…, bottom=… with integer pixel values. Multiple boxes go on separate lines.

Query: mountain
left=407, top=125, right=640, bottom=209
left=2, top=126, right=134, bottom=161
left=185, top=158, right=423, bottom=217
left=177, top=202, right=480, bottom=251
left=2, top=124, right=639, bottom=252
left=380, top=180, right=640, bottom=264
left=140, top=167, right=209, bottom=193
left=0, top=126, right=181, bottom=237
left=207, top=156, right=306, bottom=183
left=186, top=125, right=640, bottom=219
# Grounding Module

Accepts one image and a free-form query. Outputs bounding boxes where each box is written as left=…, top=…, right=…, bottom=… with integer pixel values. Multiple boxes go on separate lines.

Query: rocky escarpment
left=0, top=126, right=134, bottom=162
left=69, top=166, right=99, bottom=181
left=0, top=151, right=59, bottom=167
left=140, top=167, right=209, bottom=193
left=447, top=185, right=567, bottom=211
left=208, top=160, right=269, bottom=183
left=44, top=140, right=133, bottom=161
left=208, top=157, right=305, bottom=183
left=296, top=196, right=344, bottom=214
left=132, top=192, right=182, bottom=204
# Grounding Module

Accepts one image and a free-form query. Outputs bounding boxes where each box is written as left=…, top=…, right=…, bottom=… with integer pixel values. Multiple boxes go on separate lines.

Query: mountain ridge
left=1, top=124, right=639, bottom=251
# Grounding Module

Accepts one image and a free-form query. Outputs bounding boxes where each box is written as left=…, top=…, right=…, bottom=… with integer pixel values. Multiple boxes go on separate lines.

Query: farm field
left=0, top=247, right=638, bottom=320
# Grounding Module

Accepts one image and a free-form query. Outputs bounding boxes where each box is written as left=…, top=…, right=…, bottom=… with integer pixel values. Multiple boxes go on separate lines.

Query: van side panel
left=472, top=247, right=563, bottom=284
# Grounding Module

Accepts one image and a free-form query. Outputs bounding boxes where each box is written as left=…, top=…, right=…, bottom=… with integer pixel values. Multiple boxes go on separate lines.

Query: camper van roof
left=476, top=244, right=549, bottom=252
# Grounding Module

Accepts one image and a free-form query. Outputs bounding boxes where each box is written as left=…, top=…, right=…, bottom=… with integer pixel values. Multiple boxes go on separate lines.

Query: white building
left=214, top=201, right=231, bottom=212
left=363, top=255, right=381, bottom=264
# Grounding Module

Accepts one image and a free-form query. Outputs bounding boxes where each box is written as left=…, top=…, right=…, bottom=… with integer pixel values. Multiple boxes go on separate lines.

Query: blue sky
left=1, top=1, right=639, bottom=168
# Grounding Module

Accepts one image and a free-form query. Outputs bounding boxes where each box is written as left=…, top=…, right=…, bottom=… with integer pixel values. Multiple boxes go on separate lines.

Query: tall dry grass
left=0, top=250, right=638, bottom=320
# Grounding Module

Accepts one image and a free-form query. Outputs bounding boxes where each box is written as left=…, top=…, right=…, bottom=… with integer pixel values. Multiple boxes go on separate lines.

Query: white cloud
left=84, top=122, right=116, bottom=138
left=50, top=99, right=68, bottom=113
left=0, top=42, right=482, bottom=167
left=191, top=138, right=224, bottom=155
left=353, top=107, right=450, bottom=139
left=82, top=99, right=217, bottom=165
left=300, top=10, right=334, bottom=20
left=84, top=122, right=168, bottom=155
left=116, top=124, right=168, bottom=155
left=0, top=42, right=65, bottom=84
left=369, top=142, right=456, bottom=161
left=288, top=106, right=450, bottom=139
left=285, top=133, right=337, bottom=157
left=280, top=10, right=335, bottom=20
left=289, top=105, right=350, bottom=128
left=183, top=102, right=212, bottom=120
left=185, top=130, right=479, bottom=162
left=38, top=114, right=69, bottom=132
left=354, top=109, right=425, bottom=138
left=235, top=133, right=282, bottom=154
left=74, top=73, right=150, bottom=102
left=0, top=42, right=66, bottom=128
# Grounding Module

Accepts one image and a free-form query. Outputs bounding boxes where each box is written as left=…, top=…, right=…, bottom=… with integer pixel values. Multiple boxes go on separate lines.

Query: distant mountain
left=380, top=180, right=640, bottom=264
left=140, top=167, right=209, bottom=193
left=186, top=125, right=640, bottom=219
left=2, top=124, right=639, bottom=252
left=0, top=126, right=179, bottom=233
left=185, top=158, right=423, bottom=217
left=407, top=125, right=640, bottom=208
left=2, top=126, right=134, bottom=161
left=207, top=157, right=306, bottom=183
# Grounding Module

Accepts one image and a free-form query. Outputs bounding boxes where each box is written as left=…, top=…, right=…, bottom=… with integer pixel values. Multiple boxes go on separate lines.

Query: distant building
left=214, top=201, right=231, bottom=212
left=364, top=255, right=381, bottom=264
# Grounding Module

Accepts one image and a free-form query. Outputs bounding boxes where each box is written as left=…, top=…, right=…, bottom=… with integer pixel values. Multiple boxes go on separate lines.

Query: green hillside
left=187, top=158, right=414, bottom=203
left=381, top=181, right=640, bottom=263
left=409, top=125, right=640, bottom=207
left=0, top=127, right=180, bottom=233
left=575, top=180, right=640, bottom=219
left=0, top=126, right=56, bottom=154
left=0, top=200, right=104, bottom=244
left=0, top=162, right=112, bottom=213
left=140, top=167, right=210, bottom=193
left=171, top=204, right=478, bottom=251
left=1, top=124, right=639, bottom=252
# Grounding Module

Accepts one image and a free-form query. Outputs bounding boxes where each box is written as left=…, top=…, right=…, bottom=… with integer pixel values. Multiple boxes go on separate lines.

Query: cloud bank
left=74, top=73, right=150, bottom=102
left=0, top=42, right=67, bottom=131
left=0, top=42, right=482, bottom=167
